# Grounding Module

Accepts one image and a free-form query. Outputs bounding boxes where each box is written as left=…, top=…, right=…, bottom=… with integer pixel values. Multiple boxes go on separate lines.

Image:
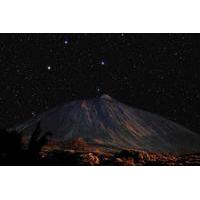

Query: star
left=47, top=66, right=51, bottom=71
left=100, top=60, right=105, bottom=65
left=64, top=40, right=68, bottom=45
left=174, top=52, right=178, bottom=56
left=133, top=65, right=137, bottom=69
left=124, top=76, right=128, bottom=80
left=97, top=87, right=101, bottom=93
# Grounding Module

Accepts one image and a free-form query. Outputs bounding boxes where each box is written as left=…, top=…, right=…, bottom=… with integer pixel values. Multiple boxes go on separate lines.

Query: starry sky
left=0, top=34, right=200, bottom=133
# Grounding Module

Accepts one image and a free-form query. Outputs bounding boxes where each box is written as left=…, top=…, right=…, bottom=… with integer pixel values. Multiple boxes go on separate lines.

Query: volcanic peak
left=100, top=94, right=113, bottom=101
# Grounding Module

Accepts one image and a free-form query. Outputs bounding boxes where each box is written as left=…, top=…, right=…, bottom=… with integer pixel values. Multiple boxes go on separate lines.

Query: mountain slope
left=15, top=94, right=200, bottom=154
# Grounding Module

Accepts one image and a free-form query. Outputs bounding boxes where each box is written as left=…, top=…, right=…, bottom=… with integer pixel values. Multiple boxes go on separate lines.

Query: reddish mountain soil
left=36, top=139, right=200, bottom=166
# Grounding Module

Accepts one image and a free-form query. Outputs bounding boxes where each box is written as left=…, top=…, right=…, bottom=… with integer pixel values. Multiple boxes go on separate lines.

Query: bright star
left=47, top=66, right=51, bottom=70
left=101, top=61, right=105, bottom=65
left=97, top=87, right=101, bottom=92
left=31, top=111, right=36, bottom=116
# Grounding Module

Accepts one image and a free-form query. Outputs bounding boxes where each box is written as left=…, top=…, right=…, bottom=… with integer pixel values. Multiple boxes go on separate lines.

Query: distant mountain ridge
left=15, top=94, right=200, bottom=155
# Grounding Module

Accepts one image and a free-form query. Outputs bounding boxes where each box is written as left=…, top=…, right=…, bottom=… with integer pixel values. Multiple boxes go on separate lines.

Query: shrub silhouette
left=27, top=122, right=51, bottom=158
left=0, top=122, right=51, bottom=165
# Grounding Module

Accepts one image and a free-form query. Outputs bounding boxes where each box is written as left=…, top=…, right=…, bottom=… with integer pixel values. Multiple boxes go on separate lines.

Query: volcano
left=15, top=94, right=200, bottom=155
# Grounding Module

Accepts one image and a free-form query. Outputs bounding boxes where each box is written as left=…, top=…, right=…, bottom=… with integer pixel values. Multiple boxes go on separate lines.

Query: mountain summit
left=100, top=94, right=113, bottom=100
left=16, top=95, right=200, bottom=154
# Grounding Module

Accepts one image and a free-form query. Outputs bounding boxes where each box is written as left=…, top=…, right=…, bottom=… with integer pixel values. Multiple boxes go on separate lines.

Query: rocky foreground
left=1, top=124, right=200, bottom=166
left=38, top=148, right=200, bottom=166
left=36, top=139, right=200, bottom=166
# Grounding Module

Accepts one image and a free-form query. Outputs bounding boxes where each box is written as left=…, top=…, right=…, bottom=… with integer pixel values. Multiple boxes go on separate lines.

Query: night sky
left=0, top=34, right=200, bottom=134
